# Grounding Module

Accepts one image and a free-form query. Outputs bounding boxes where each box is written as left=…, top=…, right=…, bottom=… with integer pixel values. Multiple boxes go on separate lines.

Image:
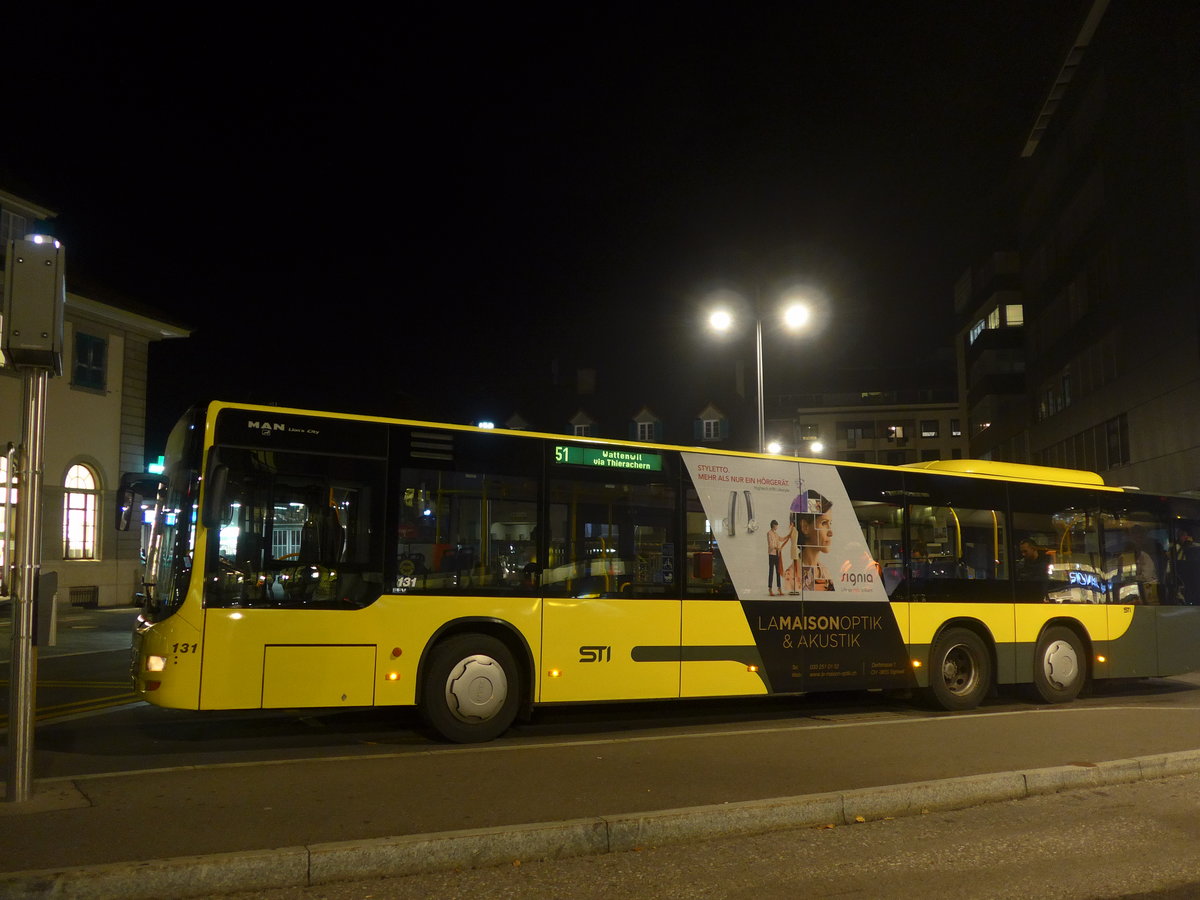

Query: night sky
left=2, top=3, right=1090, bottom=447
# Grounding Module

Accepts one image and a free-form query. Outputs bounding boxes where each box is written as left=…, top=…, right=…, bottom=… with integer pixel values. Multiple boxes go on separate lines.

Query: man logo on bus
left=248, top=420, right=287, bottom=436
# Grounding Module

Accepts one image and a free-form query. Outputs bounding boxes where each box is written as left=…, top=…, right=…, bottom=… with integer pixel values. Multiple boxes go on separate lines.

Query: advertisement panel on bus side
left=682, top=453, right=914, bottom=692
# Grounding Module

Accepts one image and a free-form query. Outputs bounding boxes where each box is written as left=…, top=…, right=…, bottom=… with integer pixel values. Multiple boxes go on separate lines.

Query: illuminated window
left=63, top=464, right=99, bottom=560
left=921, top=420, right=939, bottom=438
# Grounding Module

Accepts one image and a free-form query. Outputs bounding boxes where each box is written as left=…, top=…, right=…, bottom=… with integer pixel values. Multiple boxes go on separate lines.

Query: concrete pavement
left=2, top=606, right=1199, bottom=899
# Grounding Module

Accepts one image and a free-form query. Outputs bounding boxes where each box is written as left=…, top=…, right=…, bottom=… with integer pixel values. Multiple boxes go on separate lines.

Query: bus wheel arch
left=418, top=622, right=529, bottom=743
left=1030, top=623, right=1088, bottom=704
left=926, top=623, right=994, bottom=711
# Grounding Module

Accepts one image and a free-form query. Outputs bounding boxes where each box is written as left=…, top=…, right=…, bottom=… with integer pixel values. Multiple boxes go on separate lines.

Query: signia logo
left=247, top=420, right=287, bottom=436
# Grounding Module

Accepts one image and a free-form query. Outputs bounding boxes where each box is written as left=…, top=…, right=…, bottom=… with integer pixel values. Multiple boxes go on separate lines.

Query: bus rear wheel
left=927, top=627, right=992, bottom=711
left=1031, top=626, right=1086, bottom=703
left=420, top=634, right=520, bottom=743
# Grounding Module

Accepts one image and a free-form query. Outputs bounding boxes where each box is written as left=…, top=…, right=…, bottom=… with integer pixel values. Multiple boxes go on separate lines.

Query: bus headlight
left=146, top=655, right=167, bottom=672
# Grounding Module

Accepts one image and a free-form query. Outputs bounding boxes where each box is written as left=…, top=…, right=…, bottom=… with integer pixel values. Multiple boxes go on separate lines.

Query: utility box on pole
left=2, top=236, right=65, bottom=374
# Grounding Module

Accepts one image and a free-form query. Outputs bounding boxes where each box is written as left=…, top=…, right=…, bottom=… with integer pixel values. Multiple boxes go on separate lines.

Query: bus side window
left=1101, top=507, right=1169, bottom=606
left=901, top=472, right=1010, bottom=602
left=685, top=490, right=735, bottom=599
left=1010, top=484, right=1103, bottom=604
left=839, top=467, right=905, bottom=600
left=1168, top=514, right=1200, bottom=606
left=206, top=449, right=386, bottom=610
left=544, top=467, right=677, bottom=599
left=392, top=429, right=541, bottom=597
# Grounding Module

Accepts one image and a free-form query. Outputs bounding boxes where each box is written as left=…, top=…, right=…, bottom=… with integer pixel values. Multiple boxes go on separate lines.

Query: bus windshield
left=141, top=410, right=203, bottom=622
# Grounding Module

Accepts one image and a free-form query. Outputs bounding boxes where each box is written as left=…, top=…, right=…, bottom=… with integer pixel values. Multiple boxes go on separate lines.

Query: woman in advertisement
left=793, top=489, right=834, bottom=591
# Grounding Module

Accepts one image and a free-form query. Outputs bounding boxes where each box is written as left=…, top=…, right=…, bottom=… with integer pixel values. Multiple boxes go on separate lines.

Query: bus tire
left=1030, top=626, right=1086, bottom=704
left=927, top=627, right=991, bottom=711
left=420, top=634, right=520, bottom=743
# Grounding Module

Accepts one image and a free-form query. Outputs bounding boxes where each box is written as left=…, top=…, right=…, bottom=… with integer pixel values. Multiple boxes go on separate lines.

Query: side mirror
left=116, top=473, right=164, bottom=532
left=201, top=461, right=229, bottom=530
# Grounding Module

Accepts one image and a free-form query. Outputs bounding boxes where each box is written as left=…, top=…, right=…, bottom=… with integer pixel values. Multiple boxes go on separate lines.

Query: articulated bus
left=121, top=401, right=1200, bottom=742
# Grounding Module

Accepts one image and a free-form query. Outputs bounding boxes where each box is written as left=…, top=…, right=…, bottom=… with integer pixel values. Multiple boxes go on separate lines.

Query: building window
left=920, top=420, right=939, bottom=438
left=703, top=419, right=720, bottom=440
left=574, top=424, right=592, bottom=437
left=950, top=419, right=962, bottom=437
left=63, top=463, right=99, bottom=560
left=0, top=210, right=27, bottom=247
left=637, top=421, right=655, bottom=442
left=73, top=333, right=108, bottom=390
left=800, top=422, right=820, bottom=440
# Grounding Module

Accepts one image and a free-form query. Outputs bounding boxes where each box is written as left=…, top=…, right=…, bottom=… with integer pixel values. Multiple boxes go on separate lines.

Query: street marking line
left=0, top=680, right=131, bottom=689
left=0, top=692, right=142, bottom=728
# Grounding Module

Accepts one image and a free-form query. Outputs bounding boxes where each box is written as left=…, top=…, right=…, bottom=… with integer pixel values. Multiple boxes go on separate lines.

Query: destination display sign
left=553, top=445, right=663, bottom=471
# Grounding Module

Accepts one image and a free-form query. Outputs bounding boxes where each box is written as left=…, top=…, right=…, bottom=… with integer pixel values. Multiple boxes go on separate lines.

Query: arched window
left=63, top=463, right=99, bottom=560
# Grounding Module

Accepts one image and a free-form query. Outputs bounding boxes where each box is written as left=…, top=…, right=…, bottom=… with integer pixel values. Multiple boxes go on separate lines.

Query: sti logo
left=248, top=420, right=287, bottom=436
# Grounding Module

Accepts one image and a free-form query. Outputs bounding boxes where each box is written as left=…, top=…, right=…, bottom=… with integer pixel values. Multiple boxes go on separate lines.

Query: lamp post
left=709, top=295, right=810, bottom=453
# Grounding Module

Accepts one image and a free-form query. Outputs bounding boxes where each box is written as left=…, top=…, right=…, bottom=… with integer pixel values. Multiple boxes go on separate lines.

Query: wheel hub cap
left=444, top=654, right=508, bottom=723
left=1044, top=640, right=1079, bottom=689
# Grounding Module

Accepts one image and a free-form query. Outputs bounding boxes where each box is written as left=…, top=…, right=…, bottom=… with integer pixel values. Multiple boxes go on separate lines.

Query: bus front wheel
left=1031, top=626, right=1086, bottom=704
left=420, top=634, right=520, bottom=743
left=927, top=627, right=992, bottom=711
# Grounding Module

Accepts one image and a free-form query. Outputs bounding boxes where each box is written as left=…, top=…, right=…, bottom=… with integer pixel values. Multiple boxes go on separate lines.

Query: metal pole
left=755, top=316, right=765, bottom=453
left=6, top=367, right=48, bottom=802
left=2, top=443, right=14, bottom=597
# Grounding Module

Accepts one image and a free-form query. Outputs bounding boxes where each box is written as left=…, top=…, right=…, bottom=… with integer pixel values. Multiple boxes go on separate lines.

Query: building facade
left=767, top=387, right=968, bottom=465
left=1, top=189, right=189, bottom=609
left=957, top=0, right=1200, bottom=494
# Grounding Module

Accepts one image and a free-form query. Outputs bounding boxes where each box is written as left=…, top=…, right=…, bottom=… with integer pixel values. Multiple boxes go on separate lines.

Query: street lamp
left=708, top=295, right=811, bottom=453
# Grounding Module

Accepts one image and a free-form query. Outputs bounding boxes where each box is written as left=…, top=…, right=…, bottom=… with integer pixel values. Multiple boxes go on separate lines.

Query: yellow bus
left=121, top=401, right=1200, bottom=742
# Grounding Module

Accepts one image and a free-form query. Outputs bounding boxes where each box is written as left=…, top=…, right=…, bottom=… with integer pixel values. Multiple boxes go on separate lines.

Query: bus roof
left=901, top=458, right=1109, bottom=487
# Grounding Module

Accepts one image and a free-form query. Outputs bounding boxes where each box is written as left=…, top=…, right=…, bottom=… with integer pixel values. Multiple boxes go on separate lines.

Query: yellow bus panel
left=680, top=600, right=767, bottom=697
left=262, top=645, right=376, bottom=708
left=540, top=597, right=680, bottom=702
